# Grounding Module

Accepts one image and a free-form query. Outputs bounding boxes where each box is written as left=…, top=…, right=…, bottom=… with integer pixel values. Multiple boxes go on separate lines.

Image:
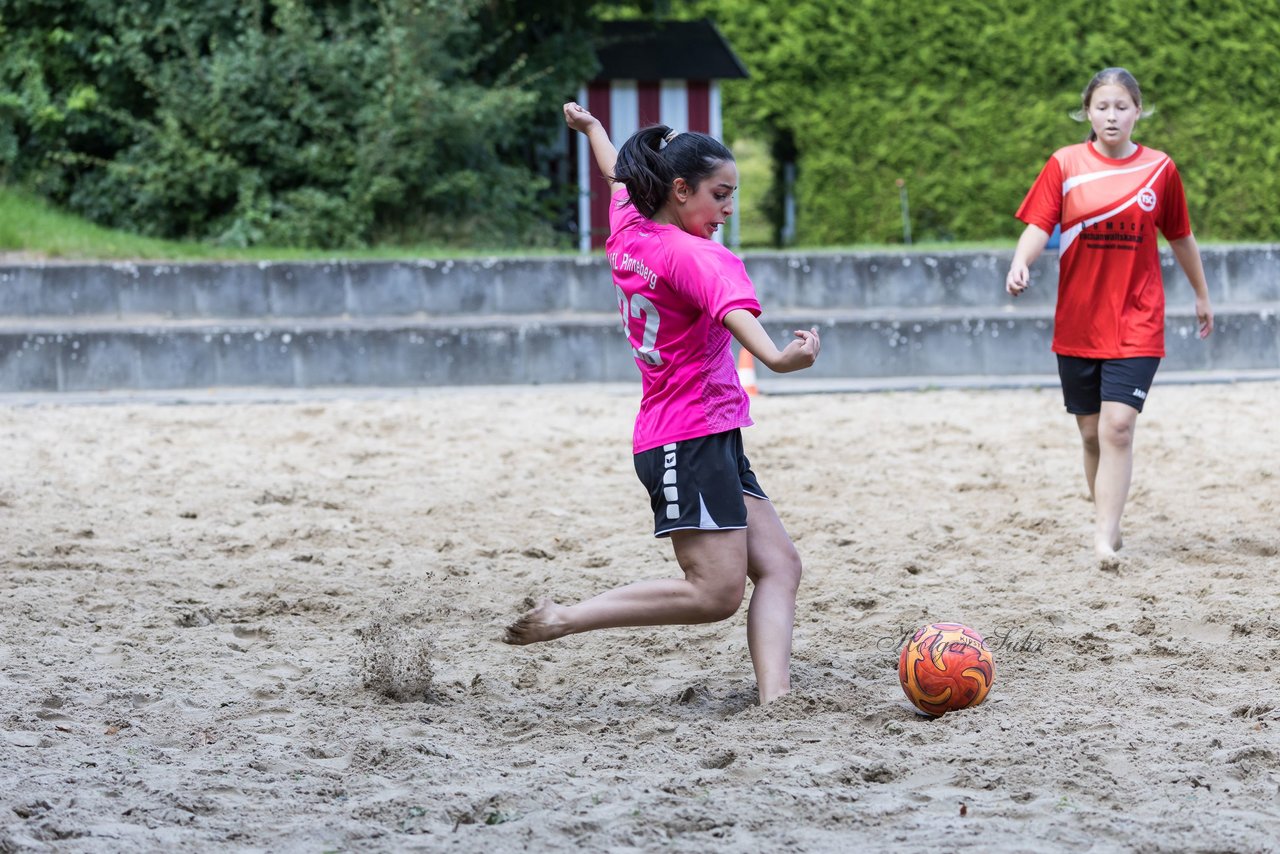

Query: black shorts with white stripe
left=1056, top=355, right=1161, bottom=414
left=633, top=429, right=768, bottom=539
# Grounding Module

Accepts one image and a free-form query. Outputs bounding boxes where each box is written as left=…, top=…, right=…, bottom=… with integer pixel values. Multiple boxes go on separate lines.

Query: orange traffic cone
left=737, top=348, right=759, bottom=397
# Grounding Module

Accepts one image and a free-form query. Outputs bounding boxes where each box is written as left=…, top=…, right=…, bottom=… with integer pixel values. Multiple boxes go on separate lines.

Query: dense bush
left=6, top=0, right=1277, bottom=248
left=0, top=0, right=597, bottom=248
left=687, top=0, right=1280, bottom=244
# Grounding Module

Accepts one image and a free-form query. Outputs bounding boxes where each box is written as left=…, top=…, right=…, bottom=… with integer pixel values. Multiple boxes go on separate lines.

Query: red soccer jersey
left=1016, top=142, right=1192, bottom=358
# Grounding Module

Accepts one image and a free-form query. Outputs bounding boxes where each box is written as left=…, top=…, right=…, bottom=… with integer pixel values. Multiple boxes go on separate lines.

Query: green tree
left=0, top=0, right=599, bottom=248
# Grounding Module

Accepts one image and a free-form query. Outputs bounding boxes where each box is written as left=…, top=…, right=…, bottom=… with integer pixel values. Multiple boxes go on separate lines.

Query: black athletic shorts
left=633, top=429, right=768, bottom=538
left=1056, top=355, right=1161, bottom=415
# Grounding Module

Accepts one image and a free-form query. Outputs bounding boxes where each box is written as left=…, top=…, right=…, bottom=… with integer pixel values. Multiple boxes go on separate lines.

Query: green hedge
left=689, top=0, right=1280, bottom=244
left=7, top=1, right=1278, bottom=248
left=0, top=0, right=597, bottom=249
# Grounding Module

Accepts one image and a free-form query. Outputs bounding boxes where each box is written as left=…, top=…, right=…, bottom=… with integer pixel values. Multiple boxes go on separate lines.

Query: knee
left=1079, top=427, right=1100, bottom=454
left=1099, top=418, right=1134, bottom=449
left=694, top=581, right=745, bottom=623
left=752, top=546, right=803, bottom=594
left=775, top=550, right=804, bottom=595
left=778, top=550, right=798, bottom=591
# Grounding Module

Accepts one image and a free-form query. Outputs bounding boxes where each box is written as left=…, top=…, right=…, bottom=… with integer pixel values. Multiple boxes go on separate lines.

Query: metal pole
left=577, top=86, right=591, bottom=254
left=781, top=162, right=797, bottom=246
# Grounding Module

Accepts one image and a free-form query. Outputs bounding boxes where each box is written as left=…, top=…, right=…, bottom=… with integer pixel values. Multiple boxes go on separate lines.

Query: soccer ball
left=898, top=622, right=995, bottom=717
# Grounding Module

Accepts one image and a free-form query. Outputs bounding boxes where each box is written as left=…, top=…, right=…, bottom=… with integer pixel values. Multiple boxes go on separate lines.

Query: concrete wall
left=5, top=245, right=1279, bottom=318
left=0, top=258, right=612, bottom=318
left=1, top=246, right=1277, bottom=392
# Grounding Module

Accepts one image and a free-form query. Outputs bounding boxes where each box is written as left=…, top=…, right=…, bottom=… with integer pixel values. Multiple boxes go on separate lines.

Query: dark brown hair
left=612, top=127, right=734, bottom=219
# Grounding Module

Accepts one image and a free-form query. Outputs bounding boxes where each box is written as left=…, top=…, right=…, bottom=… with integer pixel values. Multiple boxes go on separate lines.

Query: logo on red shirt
left=1137, top=188, right=1157, bottom=212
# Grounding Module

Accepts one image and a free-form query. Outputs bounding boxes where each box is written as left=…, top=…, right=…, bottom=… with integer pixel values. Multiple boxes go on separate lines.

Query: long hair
left=1071, top=67, right=1154, bottom=141
left=612, top=126, right=734, bottom=219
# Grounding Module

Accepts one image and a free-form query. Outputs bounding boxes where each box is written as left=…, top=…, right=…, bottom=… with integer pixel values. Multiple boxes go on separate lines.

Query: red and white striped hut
left=576, top=19, right=749, bottom=251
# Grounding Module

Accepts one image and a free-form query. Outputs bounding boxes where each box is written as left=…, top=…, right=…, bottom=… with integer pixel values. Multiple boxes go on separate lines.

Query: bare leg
left=1074, top=413, right=1101, bottom=501
left=743, top=497, right=802, bottom=704
left=503, top=528, right=747, bottom=644
left=1093, top=401, right=1139, bottom=558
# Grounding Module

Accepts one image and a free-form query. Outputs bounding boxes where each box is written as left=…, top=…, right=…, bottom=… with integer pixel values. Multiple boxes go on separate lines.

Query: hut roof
left=594, top=19, right=748, bottom=81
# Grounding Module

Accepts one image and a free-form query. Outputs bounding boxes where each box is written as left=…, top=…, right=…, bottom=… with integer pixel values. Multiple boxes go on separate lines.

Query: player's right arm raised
left=564, top=102, right=620, bottom=196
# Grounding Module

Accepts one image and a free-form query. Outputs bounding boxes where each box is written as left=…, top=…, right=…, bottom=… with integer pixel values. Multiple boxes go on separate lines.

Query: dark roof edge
left=593, top=18, right=749, bottom=81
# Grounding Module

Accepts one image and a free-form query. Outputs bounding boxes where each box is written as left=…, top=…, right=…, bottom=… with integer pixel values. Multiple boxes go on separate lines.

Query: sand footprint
left=258, top=661, right=307, bottom=680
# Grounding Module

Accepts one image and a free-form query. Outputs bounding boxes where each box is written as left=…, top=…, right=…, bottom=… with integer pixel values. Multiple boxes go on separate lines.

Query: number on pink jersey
left=614, top=286, right=663, bottom=366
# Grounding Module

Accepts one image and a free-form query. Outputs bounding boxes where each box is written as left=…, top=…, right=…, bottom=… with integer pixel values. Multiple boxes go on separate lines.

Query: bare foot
left=503, top=598, right=571, bottom=645
left=1096, top=531, right=1124, bottom=572
left=758, top=686, right=791, bottom=705
left=1095, top=531, right=1123, bottom=558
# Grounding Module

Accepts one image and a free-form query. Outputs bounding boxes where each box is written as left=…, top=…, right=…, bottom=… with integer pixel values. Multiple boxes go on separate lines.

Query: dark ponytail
left=613, top=125, right=734, bottom=219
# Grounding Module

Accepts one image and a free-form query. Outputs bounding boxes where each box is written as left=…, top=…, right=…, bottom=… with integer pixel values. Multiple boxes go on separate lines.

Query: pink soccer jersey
left=606, top=190, right=762, bottom=453
left=1016, top=142, right=1192, bottom=359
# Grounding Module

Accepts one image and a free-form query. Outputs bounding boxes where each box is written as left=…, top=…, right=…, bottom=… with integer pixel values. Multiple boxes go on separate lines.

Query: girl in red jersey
left=504, top=103, right=821, bottom=705
left=1006, top=67, right=1214, bottom=562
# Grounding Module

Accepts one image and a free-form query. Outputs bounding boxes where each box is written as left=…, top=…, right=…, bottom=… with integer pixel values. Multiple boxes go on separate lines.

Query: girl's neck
left=1092, top=138, right=1138, bottom=160
left=650, top=206, right=680, bottom=229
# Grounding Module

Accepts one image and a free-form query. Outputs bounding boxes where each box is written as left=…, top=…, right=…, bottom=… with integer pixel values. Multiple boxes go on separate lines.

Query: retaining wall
left=1, top=246, right=1276, bottom=392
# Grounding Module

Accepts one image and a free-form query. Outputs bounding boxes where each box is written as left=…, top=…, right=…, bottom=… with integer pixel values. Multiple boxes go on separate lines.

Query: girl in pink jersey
left=504, top=102, right=821, bottom=705
left=1005, top=68, right=1214, bottom=563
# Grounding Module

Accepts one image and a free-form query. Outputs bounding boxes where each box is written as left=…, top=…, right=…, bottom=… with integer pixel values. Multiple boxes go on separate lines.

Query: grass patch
left=0, top=186, right=576, bottom=262
left=763, top=239, right=1017, bottom=253
left=2, top=185, right=1246, bottom=262
left=0, top=186, right=211, bottom=260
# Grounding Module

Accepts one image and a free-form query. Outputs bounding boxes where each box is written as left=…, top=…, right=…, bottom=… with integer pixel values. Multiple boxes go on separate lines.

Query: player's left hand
left=779, top=326, right=820, bottom=370
left=794, top=326, right=821, bottom=360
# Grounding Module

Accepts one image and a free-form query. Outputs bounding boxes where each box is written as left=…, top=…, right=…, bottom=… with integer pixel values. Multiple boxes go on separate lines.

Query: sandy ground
left=1, top=381, right=1278, bottom=852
